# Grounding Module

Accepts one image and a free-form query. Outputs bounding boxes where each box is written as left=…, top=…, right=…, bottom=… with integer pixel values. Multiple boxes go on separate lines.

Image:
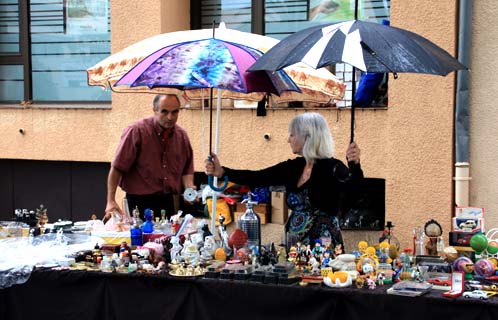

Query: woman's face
left=288, top=132, right=305, bottom=155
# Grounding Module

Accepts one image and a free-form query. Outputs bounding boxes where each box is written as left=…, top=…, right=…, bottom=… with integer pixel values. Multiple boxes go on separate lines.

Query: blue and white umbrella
left=249, top=19, right=467, bottom=141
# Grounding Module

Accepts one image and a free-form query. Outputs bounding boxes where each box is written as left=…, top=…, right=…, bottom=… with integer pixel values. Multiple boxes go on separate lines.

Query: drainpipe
left=454, top=0, right=472, bottom=207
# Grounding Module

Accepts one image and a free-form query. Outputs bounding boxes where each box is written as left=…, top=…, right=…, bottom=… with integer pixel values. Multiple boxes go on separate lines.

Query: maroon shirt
left=112, top=116, right=194, bottom=195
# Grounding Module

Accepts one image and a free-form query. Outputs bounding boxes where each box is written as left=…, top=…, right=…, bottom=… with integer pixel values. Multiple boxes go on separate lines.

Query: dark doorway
left=0, top=159, right=109, bottom=222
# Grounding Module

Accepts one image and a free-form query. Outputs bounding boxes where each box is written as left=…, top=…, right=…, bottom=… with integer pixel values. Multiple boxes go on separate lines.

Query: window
left=192, top=0, right=390, bottom=108
left=0, top=0, right=111, bottom=104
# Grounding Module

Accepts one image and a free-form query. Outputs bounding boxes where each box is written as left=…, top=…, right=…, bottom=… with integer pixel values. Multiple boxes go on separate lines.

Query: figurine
left=200, top=235, right=217, bottom=261
left=309, top=256, right=321, bottom=275
left=169, top=235, right=183, bottom=261
left=322, top=250, right=332, bottom=267
left=378, top=241, right=392, bottom=264
left=200, top=221, right=212, bottom=240
left=366, top=276, right=376, bottom=290
left=333, top=244, right=343, bottom=258
left=312, top=240, right=323, bottom=260
left=276, top=245, right=288, bottom=264
left=376, top=272, right=385, bottom=285
left=355, top=275, right=366, bottom=288
left=287, top=246, right=298, bottom=263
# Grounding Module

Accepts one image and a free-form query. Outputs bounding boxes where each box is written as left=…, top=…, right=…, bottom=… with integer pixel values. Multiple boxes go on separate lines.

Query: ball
left=474, top=259, right=495, bottom=277
left=452, top=256, right=473, bottom=272
left=470, top=233, right=488, bottom=253
left=487, top=240, right=498, bottom=255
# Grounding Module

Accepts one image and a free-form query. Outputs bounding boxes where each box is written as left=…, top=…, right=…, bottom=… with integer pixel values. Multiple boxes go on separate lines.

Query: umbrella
left=249, top=19, right=468, bottom=142
left=87, top=24, right=345, bottom=105
left=114, top=37, right=299, bottom=96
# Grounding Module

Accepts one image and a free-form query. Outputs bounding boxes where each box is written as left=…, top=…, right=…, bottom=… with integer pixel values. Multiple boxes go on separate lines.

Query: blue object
left=130, top=226, right=143, bottom=246
left=242, top=187, right=270, bottom=203
left=354, top=72, right=385, bottom=107
left=141, top=208, right=154, bottom=234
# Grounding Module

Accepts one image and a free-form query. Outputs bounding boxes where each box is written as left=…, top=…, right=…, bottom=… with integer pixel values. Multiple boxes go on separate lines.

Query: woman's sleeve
left=222, top=158, right=300, bottom=188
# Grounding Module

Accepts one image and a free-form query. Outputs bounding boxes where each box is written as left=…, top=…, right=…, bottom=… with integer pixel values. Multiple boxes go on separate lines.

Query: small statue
left=35, top=204, right=48, bottom=227
left=200, top=235, right=217, bottom=262
left=169, top=236, right=183, bottom=261
left=312, top=240, right=323, bottom=263
left=376, top=272, right=385, bottom=286
left=309, top=256, right=321, bottom=275
left=366, top=276, right=376, bottom=290
left=217, top=215, right=231, bottom=255
left=355, top=275, right=366, bottom=288
left=276, top=245, right=288, bottom=264
left=322, top=250, right=332, bottom=267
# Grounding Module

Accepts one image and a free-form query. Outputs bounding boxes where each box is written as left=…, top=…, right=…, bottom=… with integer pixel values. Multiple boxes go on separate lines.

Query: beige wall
left=1, top=0, right=483, bottom=251
left=469, top=0, right=498, bottom=229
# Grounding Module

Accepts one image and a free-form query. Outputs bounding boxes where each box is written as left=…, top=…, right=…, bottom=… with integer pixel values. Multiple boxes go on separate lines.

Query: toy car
left=462, top=290, right=489, bottom=300
left=428, top=278, right=452, bottom=286
left=459, top=220, right=477, bottom=230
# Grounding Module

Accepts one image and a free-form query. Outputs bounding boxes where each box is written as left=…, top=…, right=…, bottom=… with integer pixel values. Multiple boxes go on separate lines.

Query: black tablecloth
left=1, top=269, right=498, bottom=320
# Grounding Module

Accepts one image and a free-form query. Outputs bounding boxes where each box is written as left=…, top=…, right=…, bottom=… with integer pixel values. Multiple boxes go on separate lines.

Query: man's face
left=154, top=95, right=180, bottom=128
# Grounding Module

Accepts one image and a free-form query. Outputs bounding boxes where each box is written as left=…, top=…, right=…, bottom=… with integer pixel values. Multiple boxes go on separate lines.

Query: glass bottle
left=130, top=221, right=143, bottom=247
left=237, top=193, right=261, bottom=250
left=141, top=208, right=154, bottom=234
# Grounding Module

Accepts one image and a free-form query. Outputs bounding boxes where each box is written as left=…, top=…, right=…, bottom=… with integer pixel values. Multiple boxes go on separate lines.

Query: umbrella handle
left=208, top=175, right=229, bottom=192
left=207, top=154, right=229, bottom=191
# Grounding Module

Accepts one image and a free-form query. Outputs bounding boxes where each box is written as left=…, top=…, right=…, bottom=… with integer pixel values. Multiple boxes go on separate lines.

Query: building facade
left=0, top=0, right=495, bottom=249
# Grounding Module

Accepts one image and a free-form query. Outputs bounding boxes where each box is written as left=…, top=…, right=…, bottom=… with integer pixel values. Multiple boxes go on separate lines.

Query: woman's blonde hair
left=288, top=112, right=335, bottom=162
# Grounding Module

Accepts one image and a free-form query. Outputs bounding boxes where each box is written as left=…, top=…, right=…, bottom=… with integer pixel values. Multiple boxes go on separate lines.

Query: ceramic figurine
left=322, top=250, right=332, bottom=267
left=170, top=235, right=183, bottom=261
left=366, top=276, right=376, bottom=290
left=376, top=272, right=385, bottom=285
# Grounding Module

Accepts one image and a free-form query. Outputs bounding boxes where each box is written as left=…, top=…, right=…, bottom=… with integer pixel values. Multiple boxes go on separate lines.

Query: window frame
left=0, top=0, right=111, bottom=107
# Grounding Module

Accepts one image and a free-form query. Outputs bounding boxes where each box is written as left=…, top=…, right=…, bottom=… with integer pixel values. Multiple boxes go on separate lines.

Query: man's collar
left=152, top=117, right=176, bottom=136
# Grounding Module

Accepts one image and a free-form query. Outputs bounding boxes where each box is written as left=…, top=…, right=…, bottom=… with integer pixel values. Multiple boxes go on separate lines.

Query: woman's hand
left=204, top=153, right=225, bottom=178
left=346, top=142, right=361, bottom=164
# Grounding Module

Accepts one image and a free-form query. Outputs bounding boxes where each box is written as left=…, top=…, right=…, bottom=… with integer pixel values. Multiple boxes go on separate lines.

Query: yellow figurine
left=358, top=241, right=368, bottom=255
left=378, top=241, right=392, bottom=264
left=357, top=246, right=379, bottom=274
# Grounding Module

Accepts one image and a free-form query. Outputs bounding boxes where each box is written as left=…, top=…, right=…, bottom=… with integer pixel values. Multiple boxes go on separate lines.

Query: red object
left=443, top=272, right=465, bottom=298
left=427, top=278, right=452, bottom=286
left=228, top=228, right=248, bottom=249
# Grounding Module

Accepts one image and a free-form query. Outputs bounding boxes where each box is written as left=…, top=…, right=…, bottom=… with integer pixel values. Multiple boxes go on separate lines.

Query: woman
left=205, top=112, right=363, bottom=253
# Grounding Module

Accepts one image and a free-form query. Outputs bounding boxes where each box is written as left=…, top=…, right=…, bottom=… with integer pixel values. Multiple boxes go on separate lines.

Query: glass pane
left=264, top=0, right=390, bottom=108
left=0, top=65, right=23, bottom=102
left=0, top=0, right=20, bottom=54
left=200, top=0, right=252, bottom=32
left=30, top=0, right=111, bottom=102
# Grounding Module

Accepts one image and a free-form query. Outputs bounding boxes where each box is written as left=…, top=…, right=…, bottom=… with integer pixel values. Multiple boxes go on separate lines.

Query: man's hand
left=104, top=200, right=123, bottom=222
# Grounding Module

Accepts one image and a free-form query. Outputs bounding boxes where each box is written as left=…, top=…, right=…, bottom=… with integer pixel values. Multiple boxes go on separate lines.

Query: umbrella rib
left=360, top=41, right=397, bottom=78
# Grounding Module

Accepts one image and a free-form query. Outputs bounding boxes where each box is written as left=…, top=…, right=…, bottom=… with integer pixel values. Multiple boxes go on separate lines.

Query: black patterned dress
left=285, top=181, right=344, bottom=252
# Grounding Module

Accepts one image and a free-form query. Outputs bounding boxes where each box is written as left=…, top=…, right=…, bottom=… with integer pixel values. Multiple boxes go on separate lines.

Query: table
left=1, top=269, right=498, bottom=320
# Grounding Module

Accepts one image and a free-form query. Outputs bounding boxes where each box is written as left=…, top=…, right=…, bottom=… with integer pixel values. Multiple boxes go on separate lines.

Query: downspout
left=454, top=0, right=472, bottom=207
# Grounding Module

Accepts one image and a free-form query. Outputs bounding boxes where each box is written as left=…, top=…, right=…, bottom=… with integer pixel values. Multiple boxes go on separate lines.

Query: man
left=105, top=94, right=195, bottom=221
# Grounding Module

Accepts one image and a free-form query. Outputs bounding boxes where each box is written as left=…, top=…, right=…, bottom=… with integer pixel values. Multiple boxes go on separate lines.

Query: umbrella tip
left=218, top=21, right=226, bottom=30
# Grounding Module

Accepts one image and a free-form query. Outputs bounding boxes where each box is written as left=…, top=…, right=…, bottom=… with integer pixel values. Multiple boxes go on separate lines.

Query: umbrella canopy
left=87, top=24, right=345, bottom=105
left=184, top=63, right=345, bottom=105
left=249, top=19, right=467, bottom=142
left=115, top=37, right=299, bottom=96
left=249, top=20, right=467, bottom=76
